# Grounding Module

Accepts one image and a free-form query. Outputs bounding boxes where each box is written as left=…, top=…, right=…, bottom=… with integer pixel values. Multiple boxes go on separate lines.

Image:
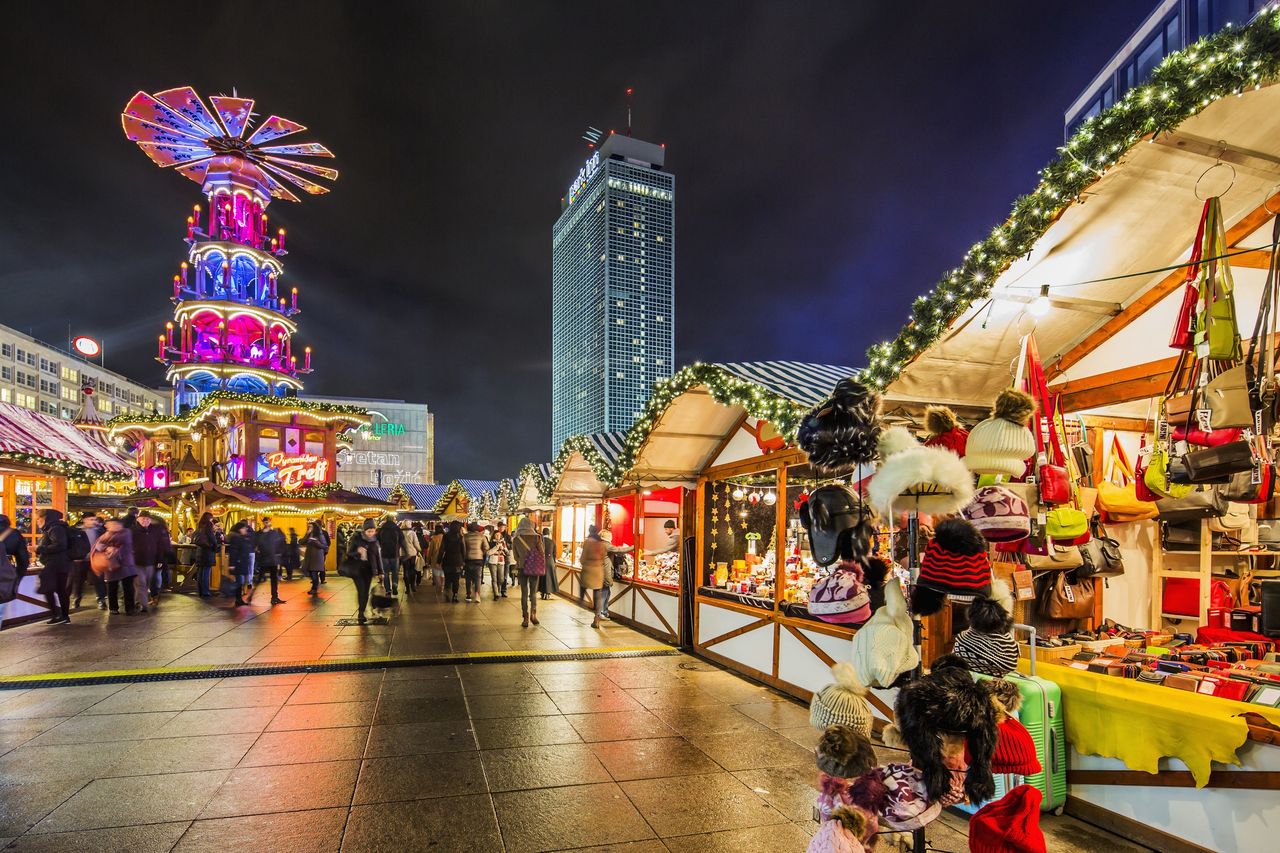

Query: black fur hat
left=884, top=655, right=998, bottom=804
left=799, top=485, right=877, bottom=566
left=798, top=378, right=883, bottom=477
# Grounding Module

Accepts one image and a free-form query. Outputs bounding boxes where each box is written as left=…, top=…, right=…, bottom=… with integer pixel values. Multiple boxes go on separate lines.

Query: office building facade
left=301, top=395, right=435, bottom=488
left=0, top=325, right=167, bottom=420
left=1065, top=0, right=1265, bottom=138
left=551, top=133, right=675, bottom=451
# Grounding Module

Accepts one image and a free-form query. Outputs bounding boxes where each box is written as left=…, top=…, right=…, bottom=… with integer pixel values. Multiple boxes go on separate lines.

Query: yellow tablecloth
left=1018, top=660, right=1280, bottom=786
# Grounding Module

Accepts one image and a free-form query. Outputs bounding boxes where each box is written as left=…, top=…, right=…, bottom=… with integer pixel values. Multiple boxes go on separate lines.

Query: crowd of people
left=2, top=505, right=623, bottom=631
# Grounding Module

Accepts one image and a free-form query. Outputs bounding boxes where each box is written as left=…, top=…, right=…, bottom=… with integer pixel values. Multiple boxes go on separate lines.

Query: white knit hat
left=965, top=390, right=1036, bottom=479
left=850, top=577, right=919, bottom=689
left=809, top=663, right=872, bottom=737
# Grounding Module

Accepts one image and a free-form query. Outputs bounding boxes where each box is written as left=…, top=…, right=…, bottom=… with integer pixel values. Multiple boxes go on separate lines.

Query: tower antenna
left=625, top=87, right=633, bottom=137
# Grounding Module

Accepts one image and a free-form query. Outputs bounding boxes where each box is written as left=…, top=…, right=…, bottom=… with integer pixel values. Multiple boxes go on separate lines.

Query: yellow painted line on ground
left=0, top=645, right=677, bottom=686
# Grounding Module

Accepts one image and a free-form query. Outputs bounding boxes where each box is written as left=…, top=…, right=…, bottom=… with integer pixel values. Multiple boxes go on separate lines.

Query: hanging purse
left=1222, top=463, right=1275, bottom=504
left=1156, top=488, right=1228, bottom=523
left=1025, top=544, right=1084, bottom=571
left=1078, top=521, right=1124, bottom=578
left=1040, top=572, right=1095, bottom=620
left=1097, top=436, right=1158, bottom=523
left=1183, top=441, right=1255, bottom=484
left=1170, top=200, right=1210, bottom=351
left=1172, top=425, right=1242, bottom=447
left=1046, top=507, right=1089, bottom=543
left=1024, top=337, right=1071, bottom=505
left=1208, top=502, right=1252, bottom=532
left=1194, top=197, right=1244, bottom=363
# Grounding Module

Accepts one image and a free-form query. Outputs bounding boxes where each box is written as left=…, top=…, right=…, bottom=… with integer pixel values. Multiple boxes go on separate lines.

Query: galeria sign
left=264, top=451, right=330, bottom=491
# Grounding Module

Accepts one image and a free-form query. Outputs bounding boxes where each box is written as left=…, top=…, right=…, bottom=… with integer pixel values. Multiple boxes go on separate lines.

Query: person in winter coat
left=35, top=509, right=73, bottom=624
left=510, top=518, right=547, bottom=627
left=302, top=520, right=329, bottom=595
left=579, top=530, right=610, bottom=629
left=439, top=521, right=466, bottom=602
left=539, top=526, right=558, bottom=599
left=131, top=512, right=171, bottom=612
left=256, top=517, right=287, bottom=605
left=72, top=513, right=104, bottom=609
left=597, top=529, right=632, bottom=620
left=486, top=525, right=510, bottom=600
left=376, top=515, right=405, bottom=596
left=284, top=529, right=300, bottom=581
left=461, top=522, right=487, bottom=604
left=399, top=520, right=422, bottom=595
left=346, top=518, right=383, bottom=624
left=94, top=518, right=137, bottom=614
left=191, top=512, right=218, bottom=598
left=226, top=521, right=254, bottom=607
left=426, top=524, right=445, bottom=589
left=0, top=514, right=31, bottom=612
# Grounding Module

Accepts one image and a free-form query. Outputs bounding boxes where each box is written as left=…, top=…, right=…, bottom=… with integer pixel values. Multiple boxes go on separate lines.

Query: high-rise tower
left=120, top=86, right=338, bottom=413
left=551, top=132, right=675, bottom=451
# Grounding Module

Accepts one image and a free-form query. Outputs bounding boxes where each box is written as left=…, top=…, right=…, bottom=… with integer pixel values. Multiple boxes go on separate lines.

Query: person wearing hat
left=650, top=519, right=680, bottom=554
left=968, top=784, right=1047, bottom=853
left=344, top=518, right=384, bottom=624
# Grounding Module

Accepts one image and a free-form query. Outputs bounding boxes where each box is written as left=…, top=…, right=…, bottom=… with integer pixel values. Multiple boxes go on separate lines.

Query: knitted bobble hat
left=965, top=390, right=1036, bottom=478
left=952, top=580, right=1019, bottom=677
left=809, top=662, right=872, bottom=736
left=923, top=405, right=969, bottom=457
left=968, top=785, right=1047, bottom=853
left=915, top=518, right=993, bottom=603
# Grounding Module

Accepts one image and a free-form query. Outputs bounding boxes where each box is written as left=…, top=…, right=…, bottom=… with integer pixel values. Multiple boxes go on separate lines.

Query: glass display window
left=603, top=493, right=636, bottom=580
left=7, top=475, right=57, bottom=550
left=701, top=471, right=778, bottom=607
left=637, top=486, right=682, bottom=588
left=557, top=504, right=591, bottom=566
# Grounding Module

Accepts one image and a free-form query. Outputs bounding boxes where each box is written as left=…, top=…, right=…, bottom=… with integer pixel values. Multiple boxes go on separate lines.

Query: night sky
left=1, top=1, right=1153, bottom=482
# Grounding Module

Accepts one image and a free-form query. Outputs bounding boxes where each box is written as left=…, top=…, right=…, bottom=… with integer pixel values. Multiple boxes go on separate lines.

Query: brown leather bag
left=1040, top=572, right=1095, bottom=620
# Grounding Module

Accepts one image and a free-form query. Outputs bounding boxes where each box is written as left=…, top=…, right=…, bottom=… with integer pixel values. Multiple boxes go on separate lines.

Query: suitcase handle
left=1013, top=622, right=1037, bottom=677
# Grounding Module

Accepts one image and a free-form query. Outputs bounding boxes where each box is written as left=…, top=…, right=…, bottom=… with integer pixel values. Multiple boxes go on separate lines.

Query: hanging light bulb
left=1030, top=284, right=1052, bottom=318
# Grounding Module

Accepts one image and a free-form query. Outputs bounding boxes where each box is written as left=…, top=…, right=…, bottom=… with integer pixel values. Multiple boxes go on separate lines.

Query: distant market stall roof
left=868, top=11, right=1280, bottom=415
left=0, top=402, right=135, bottom=481
left=543, top=431, right=628, bottom=501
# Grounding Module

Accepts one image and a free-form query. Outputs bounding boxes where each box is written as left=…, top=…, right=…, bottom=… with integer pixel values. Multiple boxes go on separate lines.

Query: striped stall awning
left=715, top=361, right=858, bottom=407
left=585, top=431, right=627, bottom=467
left=457, top=479, right=502, bottom=498
left=402, top=483, right=447, bottom=509
left=535, top=463, right=554, bottom=482
left=354, top=486, right=393, bottom=502
left=0, top=402, right=134, bottom=476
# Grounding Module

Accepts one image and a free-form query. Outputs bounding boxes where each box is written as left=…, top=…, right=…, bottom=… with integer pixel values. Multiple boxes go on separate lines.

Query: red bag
left=1163, top=579, right=1231, bottom=617
left=1134, top=439, right=1158, bottom=503
left=1170, top=201, right=1210, bottom=350
left=1172, top=426, right=1243, bottom=447
left=1022, top=336, right=1071, bottom=505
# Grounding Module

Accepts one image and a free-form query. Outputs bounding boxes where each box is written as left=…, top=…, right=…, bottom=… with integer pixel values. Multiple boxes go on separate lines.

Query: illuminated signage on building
left=262, top=450, right=330, bottom=491
left=565, top=151, right=600, bottom=207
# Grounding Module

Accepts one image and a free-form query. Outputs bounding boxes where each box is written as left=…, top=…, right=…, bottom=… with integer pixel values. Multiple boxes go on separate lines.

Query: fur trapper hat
left=816, top=725, right=877, bottom=779
left=868, top=426, right=975, bottom=517
left=800, top=485, right=877, bottom=566
left=883, top=655, right=998, bottom=804
left=798, top=379, right=883, bottom=477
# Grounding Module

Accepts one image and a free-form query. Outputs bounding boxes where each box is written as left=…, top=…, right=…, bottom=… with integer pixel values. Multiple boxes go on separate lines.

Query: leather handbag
left=1170, top=201, right=1210, bottom=350
left=1208, top=501, right=1251, bottom=532
left=1046, top=506, right=1089, bottom=543
left=1025, top=544, right=1084, bottom=571
left=1221, top=462, right=1275, bottom=504
left=1040, top=572, right=1095, bottom=620
left=1195, top=197, right=1244, bottom=363
left=1145, top=444, right=1192, bottom=498
left=1184, top=441, right=1254, bottom=484
left=1023, top=336, right=1071, bottom=505
left=1172, top=426, right=1242, bottom=447
left=1078, top=524, right=1124, bottom=578
left=1157, top=489, right=1227, bottom=523
left=1203, top=366, right=1253, bottom=428
left=1097, top=436, right=1159, bottom=522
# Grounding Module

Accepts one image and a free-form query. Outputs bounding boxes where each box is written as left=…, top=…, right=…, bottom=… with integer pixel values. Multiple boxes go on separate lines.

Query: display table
left=1196, top=627, right=1277, bottom=651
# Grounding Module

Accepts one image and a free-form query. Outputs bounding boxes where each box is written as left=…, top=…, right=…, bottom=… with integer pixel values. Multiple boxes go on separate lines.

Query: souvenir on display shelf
left=634, top=486, right=683, bottom=588
left=701, top=473, right=777, bottom=606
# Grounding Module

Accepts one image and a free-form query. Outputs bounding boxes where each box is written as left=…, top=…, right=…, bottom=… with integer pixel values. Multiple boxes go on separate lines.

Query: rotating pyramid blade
left=209, top=96, right=255, bottom=137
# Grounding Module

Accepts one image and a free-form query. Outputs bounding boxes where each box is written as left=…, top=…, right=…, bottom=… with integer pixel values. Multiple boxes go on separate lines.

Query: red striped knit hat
left=918, top=518, right=992, bottom=598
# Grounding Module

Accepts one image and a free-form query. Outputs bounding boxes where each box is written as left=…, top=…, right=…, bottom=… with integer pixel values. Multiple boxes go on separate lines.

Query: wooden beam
left=700, top=616, right=770, bottom=650
left=1079, top=415, right=1153, bottom=433
left=1229, top=248, right=1274, bottom=269
left=1051, top=356, right=1179, bottom=412
left=1048, top=192, right=1280, bottom=380
left=783, top=623, right=836, bottom=669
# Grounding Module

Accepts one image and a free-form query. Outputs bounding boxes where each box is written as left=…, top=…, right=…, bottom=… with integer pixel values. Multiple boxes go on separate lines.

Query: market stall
left=543, top=432, right=627, bottom=601
left=432, top=478, right=502, bottom=521
left=0, top=401, right=135, bottom=628
left=857, top=18, right=1280, bottom=850
left=603, top=361, right=861, bottom=694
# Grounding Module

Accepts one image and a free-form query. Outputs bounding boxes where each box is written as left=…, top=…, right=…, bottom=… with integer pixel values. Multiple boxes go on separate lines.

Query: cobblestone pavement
left=0, top=578, right=1150, bottom=851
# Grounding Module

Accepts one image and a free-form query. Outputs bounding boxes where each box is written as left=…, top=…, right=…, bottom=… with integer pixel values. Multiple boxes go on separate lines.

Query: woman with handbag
left=511, top=517, right=546, bottom=627
left=94, top=518, right=137, bottom=614
left=302, top=520, right=329, bottom=596
left=344, top=518, right=383, bottom=624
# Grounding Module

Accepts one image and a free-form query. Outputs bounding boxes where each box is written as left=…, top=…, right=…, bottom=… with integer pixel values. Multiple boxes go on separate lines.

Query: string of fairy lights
left=860, top=7, right=1280, bottom=390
